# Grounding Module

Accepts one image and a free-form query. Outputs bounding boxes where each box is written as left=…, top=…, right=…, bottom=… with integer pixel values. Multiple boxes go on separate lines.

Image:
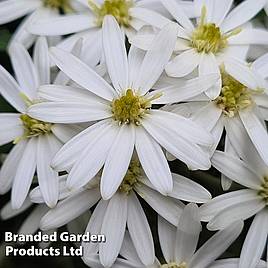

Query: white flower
left=0, top=38, right=81, bottom=209
left=38, top=156, right=211, bottom=267
left=168, top=56, right=268, bottom=189
left=200, top=149, right=268, bottom=268
left=0, top=0, right=86, bottom=48
left=28, top=17, right=215, bottom=200
left=83, top=203, right=243, bottom=268
left=209, top=258, right=267, bottom=268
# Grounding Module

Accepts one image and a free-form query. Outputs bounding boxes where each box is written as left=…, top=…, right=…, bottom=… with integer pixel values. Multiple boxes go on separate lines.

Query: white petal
left=52, top=120, right=111, bottom=170
left=28, top=101, right=111, bottom=123
left=239, top=109, right=268, bottom=166
left=136, top=184, right=183, bottom=226
left=127, top=193, right=154, bottom=266
left=33, top=37, right=50, bottom=85
left=210, top=258, right=267, bottom=268
left=134, top=23, right=178, bottom=95
left=102, top=16, right=128, bottom=93
left=135, top=127, right=172, bottom=195
left=175, top=203, right=201, bottom=263
left=101, top=124, right=135, bottom=200
left=252, top=52, right=268, bottom=79
left=49, top=47, right=116, bottom=100
left=51, top=124, right=83, bottom=143
left=189, top=221, right=244, bottom=268
left=9, top=42, right=39, bottom=100
left=240, top=210, right=268, bottom=268
left=221, top=0, right=266, bottom=33
left=100, top=193, right=128, bottom=267
left=165, top=49, right=200, bottom=78
left=158, top=216, right=176, bottom=263
left=67, top=122, right=118, bottom=189
left=200, top=189, right=261, bottom=222
left=0, top=0, right=40, bottom=24
left=199, top=53, right=221, bottom=100
left=37, top=135, right=61, bottom=208
left=169, top=173, right=212, bottom=203
left=153, top=74, right=220, bottom=104
left=11, top=138, right=37, bottom=209
left=207, top=198, right=265, bottom=230
left=161, top=0, right=194, bottom=31
left=28, top=13, right=95, bottom=35
left=0, top=65, right=26, bottom=112
left=211, top=151, right=263, bottom=189
left=40, top=188, right=100, bottom=231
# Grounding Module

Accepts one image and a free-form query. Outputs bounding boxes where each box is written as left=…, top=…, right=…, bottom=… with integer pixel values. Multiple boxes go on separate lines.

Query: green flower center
left=111, top=89, right=160, bottom=125
left=88, top=0, right=134, bottom=27
left=190, top=6, right=241, bottom=54
left=259, top=176, right=268, bottom=205
left=119, top=160, right=142, bottom=194
left=161, top=262, right=187, bottom=268
left=14, top=114, right=53, bottom=144
left=215, top=69, right=254, bottom=117
left=43, top=0, right=73, bottom=12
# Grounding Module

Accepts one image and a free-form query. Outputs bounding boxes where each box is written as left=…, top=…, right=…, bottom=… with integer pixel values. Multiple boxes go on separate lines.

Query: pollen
left=111, top=89, right=160, bottom=125
left=259, top=176, right=268, bottom=205
left=119, top=160, right=142, bottom=195
left=161, top=262, right=187, bottom=268
left=14, top=114, right=53, bottom=144
left=190, top=6, right=241, bottom=54
left=43, top=0, right=73, bottom=13
left=88, top=0, right=134, bottom=27
left=215, top=69, right=253, bottom=117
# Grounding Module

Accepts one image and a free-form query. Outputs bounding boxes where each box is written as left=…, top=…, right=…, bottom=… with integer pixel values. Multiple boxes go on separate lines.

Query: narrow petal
left=28, top=101, right=111, bottom=123
left=221, top=0, right=266, bottom=32
left=240, top=210, right=268, bottom=268
left=40, top=188, right=100, bottom=231
left=102, top=16, right=128, bottom=93
left=50, top=47, right=116, bottom=100
left=101, top=124, right=135, bottom=200
left=9, top=42, right=39, bottom=100
left=33, top=37, right=50, bottom=85
left=135, top=127, right=173, bottom=195
left=11, top=138, right=37, bottom=209
left=190, top=221, right=244, bottom=268
left=51, top=124, right=83, bottom=143
left=100, top=193, right=128, bottom=267
left=169, top=173, right=212, bottom=203
left=37, top=135, right=62, bottom=208
left=0, top=65, right=26, bottom=113
left=127, top=193, right=154, bottom=266
left=134, top=23, right=178, bottom=95
left=212, top=151, right=263, bottom=189
left=165, top=49, right=200, bottom=78
left=175, top=203, right=201, bottom=263
left=252, top=52, right=268, bottom=79
left=158, top=216, right=176, bottom=263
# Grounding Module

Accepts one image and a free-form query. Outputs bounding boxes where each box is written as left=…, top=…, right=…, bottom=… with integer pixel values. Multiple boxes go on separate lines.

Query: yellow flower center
left=43, top=0, right=73, bottom=12
left=259, top=176, right=268, bottom=205
left=215, top=69, right=254, bottom=117
left=161, top=262, right=187, bottom=268
left=190, top=6, right=241, bottom=54
left=14, top=114, right=53, bottom=144
left=119, top=160, right=142, bottom=194
left=88, top=0, right=134, bottom=27
left=111, top=89, right=160, bottom=125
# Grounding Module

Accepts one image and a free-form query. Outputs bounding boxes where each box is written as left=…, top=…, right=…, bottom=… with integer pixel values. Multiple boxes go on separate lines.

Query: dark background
left=0, top=1, right=266, bottom=267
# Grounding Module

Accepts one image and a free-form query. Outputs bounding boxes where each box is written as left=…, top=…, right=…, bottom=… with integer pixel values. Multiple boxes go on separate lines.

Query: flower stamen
left=160, top=262, right=187, bottom=268
left=43, top=0, right=73, bottom=13
left=259, top=176, right=268, bottom=204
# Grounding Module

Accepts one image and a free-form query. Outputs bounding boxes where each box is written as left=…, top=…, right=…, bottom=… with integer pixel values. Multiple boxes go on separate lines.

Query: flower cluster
left=0, top=0, right=268, bottom=268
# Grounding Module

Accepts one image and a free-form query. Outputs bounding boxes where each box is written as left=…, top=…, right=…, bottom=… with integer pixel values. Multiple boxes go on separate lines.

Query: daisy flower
left=132, top=0, right=268, bottom=99
left=209, top=258, right=267, bottom=268
left=28, top=17, right=216, bottom=200
left=0, top=0, right=86, bottom=48
left=168, top=56, right=268, bottom=186
left=37, top=154, right=212, bottom=267
left=200, top=149, right=268, bottom=268
left=27, top=0, right=193, bottom=53
left=84, top=204, right=244, bottom=268
left=0, top=38, right=81, bottom=209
